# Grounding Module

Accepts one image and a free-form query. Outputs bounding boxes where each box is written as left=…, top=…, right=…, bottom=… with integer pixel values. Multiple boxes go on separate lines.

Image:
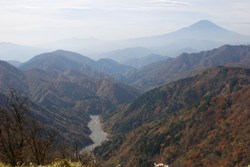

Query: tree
left=0, top=89, right=57, bottom=166
left=28, top=119, right=57, bottom=165
left=0, top=89, right=98, bottom=166
left=0, top=89, right=29, bottom=166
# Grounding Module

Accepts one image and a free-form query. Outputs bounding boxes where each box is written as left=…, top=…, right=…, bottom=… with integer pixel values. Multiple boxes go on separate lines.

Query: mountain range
left=1, top=20, right=250, bottom=64
left=20, top=50, right=134, bottom=78
left=115, top=20, right=250, bottom=54
left=84, top=20, right=250, bottom=66
left=0, top=27, right=250, bottom=166
left=0, top=51, right=140, bottom=148
left=48, top=20, right=250, bottom=56
left=126, top=44, right=250, bottom=91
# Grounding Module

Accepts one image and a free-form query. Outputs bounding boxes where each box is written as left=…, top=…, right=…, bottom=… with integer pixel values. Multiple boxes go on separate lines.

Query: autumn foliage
left=95, top=67, right=250, bottom=167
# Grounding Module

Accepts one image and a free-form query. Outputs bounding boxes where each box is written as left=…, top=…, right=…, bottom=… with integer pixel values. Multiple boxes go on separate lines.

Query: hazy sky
left=1, top=0, right=250, bottom=45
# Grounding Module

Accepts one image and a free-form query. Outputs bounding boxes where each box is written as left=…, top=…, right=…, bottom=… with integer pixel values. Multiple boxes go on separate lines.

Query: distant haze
left=0, top=0, right=250, bottom=45
left=2, top=19, right=250, bottom=62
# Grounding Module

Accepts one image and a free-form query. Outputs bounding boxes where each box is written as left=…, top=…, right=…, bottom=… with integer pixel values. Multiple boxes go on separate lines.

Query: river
left=83, top=115, right=108, bottom=151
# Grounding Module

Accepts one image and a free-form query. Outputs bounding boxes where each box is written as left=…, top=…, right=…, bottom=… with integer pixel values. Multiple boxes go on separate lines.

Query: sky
left=0, top=0, right=250, bottom=45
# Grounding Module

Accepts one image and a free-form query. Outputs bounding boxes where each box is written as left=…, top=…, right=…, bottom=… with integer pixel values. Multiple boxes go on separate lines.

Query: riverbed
left=83, top=115, right=108, bottom=151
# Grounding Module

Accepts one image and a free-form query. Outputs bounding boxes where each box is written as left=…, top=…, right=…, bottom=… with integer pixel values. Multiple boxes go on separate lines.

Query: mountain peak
left=188, top=20, right=223, bottom=30
left=195, top=20, right=215, bottom=25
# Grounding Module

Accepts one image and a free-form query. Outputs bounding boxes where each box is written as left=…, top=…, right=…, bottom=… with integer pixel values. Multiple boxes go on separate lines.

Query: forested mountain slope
left=0, top=56, right=140, bottom=148
left=96, top=66, right=250, bottom=167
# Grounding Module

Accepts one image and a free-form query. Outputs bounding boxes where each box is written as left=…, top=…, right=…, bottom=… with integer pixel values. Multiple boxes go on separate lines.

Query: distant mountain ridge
left=19, top=50, right=134, bottom=77
left=18, top=45, right=250, bottom=92
left=137, top=20, right=249, bottom=44
left=0, top=42, right=46, bottom=61
left=127, top=44, right=250, bottom=91
left=122, top=54, right=168, bottom=68
left=2, top=20, right=250, bottom=63
left=88, top=20, right=250, bottom=65
left=156, top=20, right=250, bottom=43
left=97, top=20, right=250, bottom=58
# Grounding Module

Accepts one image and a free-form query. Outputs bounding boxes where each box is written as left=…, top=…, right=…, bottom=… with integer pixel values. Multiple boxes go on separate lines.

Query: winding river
left=83, top=115, right=108, bottom=151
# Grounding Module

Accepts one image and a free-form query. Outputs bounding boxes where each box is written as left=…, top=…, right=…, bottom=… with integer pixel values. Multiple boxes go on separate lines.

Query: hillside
left=24, top=68, right=139, bottom=115
left=95, top=66, right=250, bottom=167
left=0, top=62, right=93, bottom=147
left=127, top=44, right=250, bottom=91
left=20, top=50, right=140, bottom=113
left=0, top=60, right=28, bottom=93
left=0, top=58, right=140, bottom=148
